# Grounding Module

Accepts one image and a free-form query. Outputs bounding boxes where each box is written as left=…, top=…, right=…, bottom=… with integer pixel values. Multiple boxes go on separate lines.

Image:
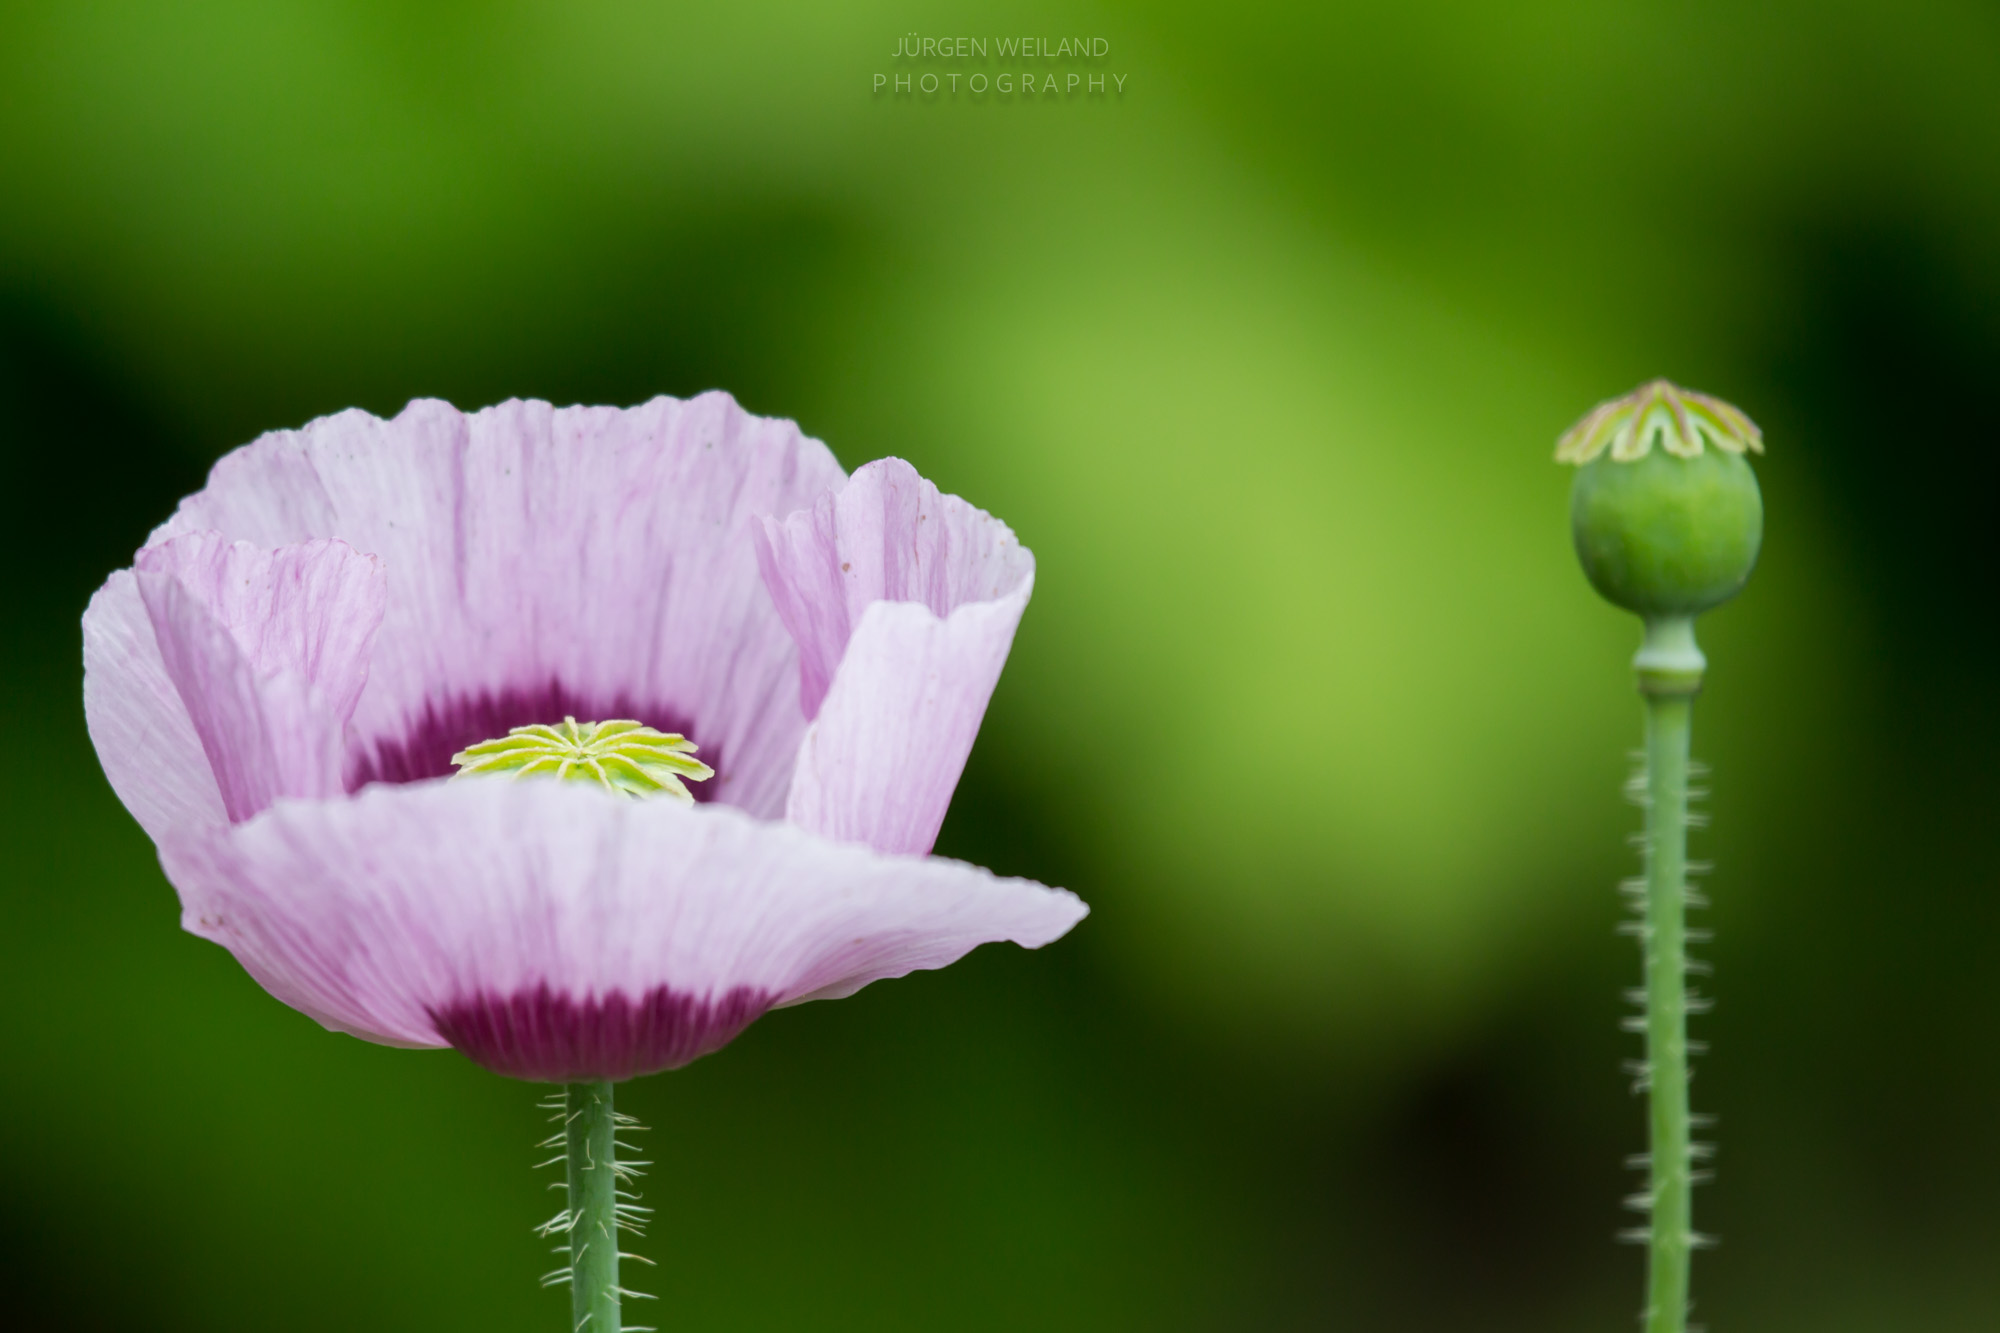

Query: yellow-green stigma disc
left=449, top=717, right=713, bottom=801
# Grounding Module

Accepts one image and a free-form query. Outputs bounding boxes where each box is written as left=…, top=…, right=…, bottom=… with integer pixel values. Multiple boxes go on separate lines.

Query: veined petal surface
left=757, top=459, right=1034, bottom=854
left=150, top=394, right=845, bottom=816
left=157, top=780, right=1087, bottom=1080
left=785, top=593, right=1032, bottom=856
left=131, top=534, right=384, bottom=822
left=82, top=572, right=230, bottom=841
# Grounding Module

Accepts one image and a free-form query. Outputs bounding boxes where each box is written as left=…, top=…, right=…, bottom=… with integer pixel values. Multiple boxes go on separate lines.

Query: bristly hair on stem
left=1618, top=702, right=1719, bottom=1333
left=534, top=1085, right=654, bottom=1332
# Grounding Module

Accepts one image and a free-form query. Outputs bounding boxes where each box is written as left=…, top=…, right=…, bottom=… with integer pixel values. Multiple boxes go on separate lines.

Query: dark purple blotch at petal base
left=432, top=983, right=775, bottom=1082
left=348, top=682, right=717, bottom=798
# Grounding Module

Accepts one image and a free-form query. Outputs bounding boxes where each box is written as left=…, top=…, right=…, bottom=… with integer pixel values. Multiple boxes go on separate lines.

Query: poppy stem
left=565, top=1080, right=622, bottom=1333
left=1557, top=379, right=1759, bottom=1331
left=1635, top=632, right=1702, bottom=1333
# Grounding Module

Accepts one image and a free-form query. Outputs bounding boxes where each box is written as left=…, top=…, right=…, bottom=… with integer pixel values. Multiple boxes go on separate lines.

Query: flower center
left=449, top=717, right=714, bottom=801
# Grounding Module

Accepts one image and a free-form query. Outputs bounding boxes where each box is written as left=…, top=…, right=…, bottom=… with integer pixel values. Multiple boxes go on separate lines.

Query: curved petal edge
left=135, top=534, right=386, bottom=821
left=157, top=780, right=1087, bottom=1080
left=82, top=572, right=230, bottom=842
left=758, top=458, right=1036, bottom=854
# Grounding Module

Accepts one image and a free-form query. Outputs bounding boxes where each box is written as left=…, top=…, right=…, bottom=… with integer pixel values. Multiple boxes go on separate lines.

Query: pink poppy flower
left=82, top=394, right=1087, bottom=1083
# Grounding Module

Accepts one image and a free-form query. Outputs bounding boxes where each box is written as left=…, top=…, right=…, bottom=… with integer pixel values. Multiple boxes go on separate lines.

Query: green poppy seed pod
left=1556, top=379, right=1765, bottom=693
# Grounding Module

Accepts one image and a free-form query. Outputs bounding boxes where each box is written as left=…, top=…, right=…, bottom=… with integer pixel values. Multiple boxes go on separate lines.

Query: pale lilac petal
left=784, top=591, right=1030, bottom=855
left=157, top=780, right=1087, bottom=1080
left=82, top=572, right=229, bottom=841
left=133, top=534, right=386, bottom=821
left=757, top=459, right=1035, bottom=854
left=755, top=458, right=1035, bottom=719
left=152, top=395, right=845, bottom=816
left=137, top=533, right=386, bottom=721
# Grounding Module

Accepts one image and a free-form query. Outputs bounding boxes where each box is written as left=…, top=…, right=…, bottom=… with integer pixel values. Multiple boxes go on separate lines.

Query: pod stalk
left=1637, top=689, right=1699, bottom=1333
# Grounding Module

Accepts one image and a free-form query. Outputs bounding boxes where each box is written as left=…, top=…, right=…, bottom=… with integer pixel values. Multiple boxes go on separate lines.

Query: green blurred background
left=3, top=2, right=1996, bottom=1328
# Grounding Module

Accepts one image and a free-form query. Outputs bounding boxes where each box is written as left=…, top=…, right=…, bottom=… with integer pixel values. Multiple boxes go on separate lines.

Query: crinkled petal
left=756, top=458, right=1034, bottom=719
left=82, top=572, right=229, bottom=841
left=757, top=459, right=1035, bottom=854
left=137, top=533, right=385, bottom=718
left=133, top=534, right=385, bottom=821
left=784, top=591, right=1031, bottom=855
left=149, top=395, right=845, bottom=816
left=156, top=779, right=1087, bottom=1081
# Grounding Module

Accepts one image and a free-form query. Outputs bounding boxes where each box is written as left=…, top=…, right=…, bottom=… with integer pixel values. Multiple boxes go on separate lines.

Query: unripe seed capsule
left=1570, top=446, right=1763, bottom=618
left=1557, top=378, right=1764, bottom=619
left=1555, top=379, right=1766, bottom=695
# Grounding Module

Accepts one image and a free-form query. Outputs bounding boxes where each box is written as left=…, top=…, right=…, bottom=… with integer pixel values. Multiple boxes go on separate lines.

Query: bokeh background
left=3, top=2, right=1996, bottom=1329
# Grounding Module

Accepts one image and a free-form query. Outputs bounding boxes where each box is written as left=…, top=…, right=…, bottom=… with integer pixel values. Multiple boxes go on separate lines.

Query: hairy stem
left=566, top=1080, right=621, bottom=1333
left=1640, top=690, right=1693, bottom=1333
